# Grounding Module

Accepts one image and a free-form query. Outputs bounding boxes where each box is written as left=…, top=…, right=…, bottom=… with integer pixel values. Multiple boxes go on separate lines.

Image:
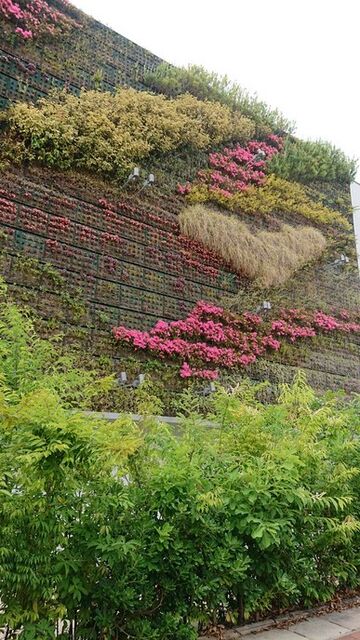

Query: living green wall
left=0, top=1, right=359, bottom=400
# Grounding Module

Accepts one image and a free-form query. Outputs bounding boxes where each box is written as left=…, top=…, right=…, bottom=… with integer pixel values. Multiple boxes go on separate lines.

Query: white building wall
left=350, top=181, right=360, bottom=275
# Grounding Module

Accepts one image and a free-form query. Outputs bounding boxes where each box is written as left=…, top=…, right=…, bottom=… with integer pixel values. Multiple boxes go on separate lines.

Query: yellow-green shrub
left=179, top=204, right=327, bottom=286
left=187, top=174, right=351, bottom=229
left=2, top=88, right=255, bottom=178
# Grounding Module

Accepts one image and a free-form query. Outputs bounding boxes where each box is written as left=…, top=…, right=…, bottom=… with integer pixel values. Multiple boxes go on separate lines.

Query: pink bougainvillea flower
left=113, top=300, right=360, bottom=379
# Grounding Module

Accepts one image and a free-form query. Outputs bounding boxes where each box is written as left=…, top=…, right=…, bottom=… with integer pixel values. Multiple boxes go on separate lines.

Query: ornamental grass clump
left=179, top=204, right=327, bottom=286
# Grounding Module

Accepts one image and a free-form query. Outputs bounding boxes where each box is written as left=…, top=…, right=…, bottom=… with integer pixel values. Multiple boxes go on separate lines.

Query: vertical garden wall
left=0, top=0, right=359, bottom=399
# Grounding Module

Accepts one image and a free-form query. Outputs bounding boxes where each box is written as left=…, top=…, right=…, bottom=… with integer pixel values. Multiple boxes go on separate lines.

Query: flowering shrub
left=0, top=0, right=81, bottom=39
left=113, top=301, right=360, bottom=379
left=178, top=135, right=283, bottom=197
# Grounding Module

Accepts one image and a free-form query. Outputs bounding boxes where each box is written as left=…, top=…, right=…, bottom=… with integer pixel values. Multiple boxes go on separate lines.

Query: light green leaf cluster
left=1, top=296, right=360, bottom=640
left=144, top=63, right=295, bottom=135
left=269, top=138, right=357, bottom=184
left=1, top=88, right=255, bottom=179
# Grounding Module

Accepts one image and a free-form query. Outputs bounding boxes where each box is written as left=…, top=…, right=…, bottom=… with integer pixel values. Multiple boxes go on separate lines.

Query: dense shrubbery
left=187, top=173, right=351, bottom=228
left=2, top=290, right=360, bottom=638
left=0, top=281, right=113, bottom=406
left=0, top=88, right=255, bottom=179
left=179, top=204, right=326, bottom=286
left=144, top=63, right=295, bottom=135
left=269, top=138, right=357, bottom=184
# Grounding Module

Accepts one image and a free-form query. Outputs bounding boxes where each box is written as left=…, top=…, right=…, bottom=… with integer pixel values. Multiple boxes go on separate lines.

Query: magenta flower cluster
left=0, top=0, right=80, bottom=39
left=177, top=135, right=283, bottom=198
left=113, top=301, right=360, bottom=379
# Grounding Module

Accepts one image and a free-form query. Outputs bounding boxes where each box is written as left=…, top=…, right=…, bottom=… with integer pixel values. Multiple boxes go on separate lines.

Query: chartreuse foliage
left=269, top=138, right=357, bottom=184
left=0, top=88, right=255, bottom=179
left=188, top=174, right=351, bottom=228
left=144, top=63, right=295, bottom=135
left=1, top=287, right=360, bottom=638
left=0, top=280, right=113, bottom=407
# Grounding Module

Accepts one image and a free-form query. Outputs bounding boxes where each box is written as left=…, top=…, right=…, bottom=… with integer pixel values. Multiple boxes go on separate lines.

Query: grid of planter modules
left=0, top=5, right=163, bottom=109
left=0, top=2, right=359, bottom=399
left=0, top=167, right=239, bottom=325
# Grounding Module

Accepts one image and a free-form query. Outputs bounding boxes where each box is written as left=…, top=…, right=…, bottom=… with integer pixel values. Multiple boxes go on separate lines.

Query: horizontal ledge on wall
left=82, top=411, right=216, bottom=428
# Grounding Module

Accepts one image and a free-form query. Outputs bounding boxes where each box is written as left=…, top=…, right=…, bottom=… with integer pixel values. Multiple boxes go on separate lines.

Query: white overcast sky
left=73, top=0, right=360, bottom=179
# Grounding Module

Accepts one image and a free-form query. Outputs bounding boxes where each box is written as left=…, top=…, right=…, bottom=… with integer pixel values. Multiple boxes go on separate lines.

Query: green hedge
left=144, top=63, right=295, bottom=135
left=268, top=138, right=357, bottom=183
left=1, top=290, right=360, bottom=639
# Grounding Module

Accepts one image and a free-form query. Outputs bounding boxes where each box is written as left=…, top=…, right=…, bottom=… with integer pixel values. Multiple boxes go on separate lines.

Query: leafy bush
left=1, top=88, right=255, bottom=179
left=2, top=364, right=360, bottom=638
left=179, top=204, right=327, bottom=286
left=144, top=63, right=295, bottom=135
left=188, top=173, right=351, bottom=228
left=268, top=138, right=357, bottom=184
left=178, top=135, right=283, bottom=195
left=0, top=279, right=113, bottom=406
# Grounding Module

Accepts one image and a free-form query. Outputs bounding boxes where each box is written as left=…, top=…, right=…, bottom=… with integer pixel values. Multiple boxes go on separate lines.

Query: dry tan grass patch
left=179, top=204, right=327, bottom=287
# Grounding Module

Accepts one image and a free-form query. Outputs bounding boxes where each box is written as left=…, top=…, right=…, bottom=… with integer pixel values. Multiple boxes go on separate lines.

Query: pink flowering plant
left=177, top=135, right=283, bottom=198
left=113, top=301, right=360, bottom=379
left=0, top=0, right=80, bottom=39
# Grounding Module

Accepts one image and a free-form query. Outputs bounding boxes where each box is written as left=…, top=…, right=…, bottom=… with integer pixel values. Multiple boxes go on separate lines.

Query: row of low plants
left=2, top=286, right=360, bottom=639
left=113, top=300, right=360, bottom=380
left=0, top=88, right=255, bottom=179
left=185, top=173, right=351, bottom=228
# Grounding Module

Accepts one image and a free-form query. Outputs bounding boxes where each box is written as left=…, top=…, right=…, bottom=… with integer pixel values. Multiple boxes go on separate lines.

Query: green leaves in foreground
left=1, top=290, right=360, bottom=638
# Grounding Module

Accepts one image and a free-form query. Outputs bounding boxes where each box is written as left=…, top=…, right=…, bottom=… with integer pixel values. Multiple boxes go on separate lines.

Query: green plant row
left=1, top=285, right=360, bottom=639
left=268, top=138, right=357, bottom=184
left=0, top=88, right=255, bottom=179
left=144, top=63, right=295, bottom=136
left=187, top=174, right=352, bottom=228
